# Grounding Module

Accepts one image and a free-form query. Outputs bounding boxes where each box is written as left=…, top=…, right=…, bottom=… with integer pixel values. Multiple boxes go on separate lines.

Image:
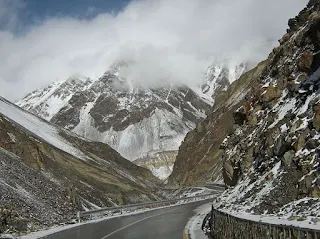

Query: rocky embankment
left=218, top=0, right=320, bottom=214
left=205, top=209, right=320, bottom=239
left=171, top=0, right=320, bottom=233
left=171, top=0, right=320, bottom=193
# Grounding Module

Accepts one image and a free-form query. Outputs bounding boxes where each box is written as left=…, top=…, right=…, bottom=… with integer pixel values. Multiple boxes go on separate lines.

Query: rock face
left=172, top=0, right=320, bottom=221
left=0, top=97, right=160, bottom=233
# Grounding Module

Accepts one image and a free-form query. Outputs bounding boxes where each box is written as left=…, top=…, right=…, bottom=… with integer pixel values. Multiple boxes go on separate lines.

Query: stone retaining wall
left=209, top=209, right=320, bottom=239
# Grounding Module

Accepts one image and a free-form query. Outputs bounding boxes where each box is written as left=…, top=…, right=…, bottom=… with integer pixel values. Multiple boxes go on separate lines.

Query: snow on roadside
left=184, top=202, right=212, bottom=239
left=218, top=199, right=320, bottom=231
left=213, top=162, right=320, bottom=230
left=179, top=187, right=216, bottom=198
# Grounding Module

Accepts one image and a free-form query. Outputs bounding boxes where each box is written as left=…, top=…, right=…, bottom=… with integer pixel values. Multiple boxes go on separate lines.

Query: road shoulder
left=183, top=202, right=212, bottom=239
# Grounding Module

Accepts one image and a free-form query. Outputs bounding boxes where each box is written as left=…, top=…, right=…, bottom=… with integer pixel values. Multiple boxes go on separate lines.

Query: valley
left=0, top=0, right=320, bottom=238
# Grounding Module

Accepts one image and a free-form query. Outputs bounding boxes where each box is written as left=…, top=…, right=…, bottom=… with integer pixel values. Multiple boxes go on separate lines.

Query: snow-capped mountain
left=17, top=62, right=214, bottom=178
left=201, top=61, right=247, bottom=101
left=17, top=60, right=246, bottom=179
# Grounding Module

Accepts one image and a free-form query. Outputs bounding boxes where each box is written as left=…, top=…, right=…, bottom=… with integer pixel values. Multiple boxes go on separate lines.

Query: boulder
left=196, top=121, right=205, bottom=133
left=294, top=130, right=309, bottom=151
left=223, top=160, right=241, bottom=187
left=305, top=138, right=320, bottom=149
left=274, top=135, right=292, bottom=157
left=313, top=104, right=320, bottom=131
left=297, top=50, right=313, bottom=72
left=261, top=86, right=282, bottom=102
left=243, top=101, right=251, bottom=114
left=297, top=9, right=311, bottom=24
left=247, top=113, right=258, bottom=126
left=253, top=104, right=263, bottom=113
left=288, top=18, right=298, bottom=31
left=233, top=111, right=247, bottom=125
left=297, top=73, right=308, bottom=82
left=283, top=150, right=296, bottom=166
left=279, top=33, right=291, bottom=45
left=243, top=147, right=254, bottom=170
left=298, top=175, right=312, bottom=195
left=287, top=81, right=298, bottom=92
left=310, top=186, right=320, bottom=198
left=308, top=11, right=320, bottom=21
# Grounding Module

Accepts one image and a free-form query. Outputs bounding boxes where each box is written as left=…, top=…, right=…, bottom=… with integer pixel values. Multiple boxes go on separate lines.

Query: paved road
left=41, top=199, right=213, bottom=239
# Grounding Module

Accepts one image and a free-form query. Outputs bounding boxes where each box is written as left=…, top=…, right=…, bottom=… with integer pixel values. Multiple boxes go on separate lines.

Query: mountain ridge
left=17, top=62, right=246, bottom=179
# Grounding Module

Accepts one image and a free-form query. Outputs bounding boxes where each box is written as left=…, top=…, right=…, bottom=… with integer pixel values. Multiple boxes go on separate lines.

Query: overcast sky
left=0, top=0, right=307, bottom=101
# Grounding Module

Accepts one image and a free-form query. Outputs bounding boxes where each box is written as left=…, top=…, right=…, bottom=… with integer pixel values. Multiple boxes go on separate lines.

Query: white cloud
left=0, top=0, right=308, bottom=101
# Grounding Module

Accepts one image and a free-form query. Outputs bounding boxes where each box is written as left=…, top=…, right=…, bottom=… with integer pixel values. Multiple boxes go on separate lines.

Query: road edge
left=182, top=227, right=191, bottom=239
left=183, top=201, right=213, bottom=239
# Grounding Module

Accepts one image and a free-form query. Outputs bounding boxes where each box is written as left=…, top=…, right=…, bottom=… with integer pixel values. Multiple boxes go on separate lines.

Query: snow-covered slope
left=18, top=76, right=93, bottom=121
left=0, top=96, right=160, bottom=233
left=1, top=97, right=88, bottom=160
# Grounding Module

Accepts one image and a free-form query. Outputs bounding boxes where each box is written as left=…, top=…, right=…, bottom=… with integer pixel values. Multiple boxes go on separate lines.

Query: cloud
left=0, top=0, right=308, bottom=101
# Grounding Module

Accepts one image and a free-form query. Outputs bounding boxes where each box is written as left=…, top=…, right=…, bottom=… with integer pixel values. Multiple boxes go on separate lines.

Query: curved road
left=41, top=199, right=213, bottom=239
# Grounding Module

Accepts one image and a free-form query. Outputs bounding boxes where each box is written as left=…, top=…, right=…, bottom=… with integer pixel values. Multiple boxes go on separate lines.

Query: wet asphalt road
left=41, top=199, right=213, bottom=239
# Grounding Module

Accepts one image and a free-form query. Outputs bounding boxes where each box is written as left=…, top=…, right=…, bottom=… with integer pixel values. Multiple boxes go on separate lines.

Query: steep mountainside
left=16, top=61, right=245, bottom=179
left=169, top=62, right=265, bottom=185
left=17, top=63, right=211, bottom=163
left=172, top=0, right=320, bottom=225
left=0, top=97, right=159, bottom=233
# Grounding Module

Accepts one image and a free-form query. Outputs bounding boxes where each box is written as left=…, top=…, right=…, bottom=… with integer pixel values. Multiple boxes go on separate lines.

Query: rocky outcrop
left=297, top=50, right=313, bottom=72
left=220, top=0, right=320, bottom=206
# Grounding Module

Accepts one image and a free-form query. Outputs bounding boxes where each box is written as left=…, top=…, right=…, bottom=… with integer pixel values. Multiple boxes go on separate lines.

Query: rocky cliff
left=0, top=97, right=160, bottom=234
left=172, top=0, right=320, bottom=225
